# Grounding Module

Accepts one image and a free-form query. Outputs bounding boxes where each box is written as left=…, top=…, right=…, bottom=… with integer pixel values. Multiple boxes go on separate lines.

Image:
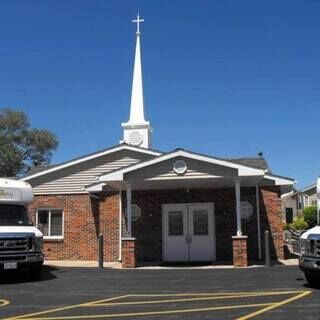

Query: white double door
left=162, top=203, right=215, bottom=262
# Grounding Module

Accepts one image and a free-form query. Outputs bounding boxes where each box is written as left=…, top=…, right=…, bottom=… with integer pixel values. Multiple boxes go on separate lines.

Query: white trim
left=34, top=191, right=89, bottom=196
left=99, top=150, right=265, bottom=182
left=36, top=208, right=64, bottom=239
left=235, top=179, right=242, bottom=236
left=300, top=184, right=316, bottom=193
left=21, top=145, right=162, bottom=182
left=264, top=174, right=295, bottom=186
left=126, top=183, right=132, bottom=237
left=145, top=175, right=224, bottom=181
left=281, top=190, right=295, bottom=199
left=85, top=182, right=106, bottom=192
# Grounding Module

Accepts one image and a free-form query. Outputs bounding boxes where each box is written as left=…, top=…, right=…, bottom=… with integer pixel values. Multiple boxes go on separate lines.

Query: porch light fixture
left=173, top=160, right=187, bottom=175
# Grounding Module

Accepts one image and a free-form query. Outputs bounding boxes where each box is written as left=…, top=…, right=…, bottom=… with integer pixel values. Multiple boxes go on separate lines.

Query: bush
left=290, top=217, right=308, bottom=231
left=303, top=206, right=317, bottom=228
left=283, top=223, right=290, bottom=231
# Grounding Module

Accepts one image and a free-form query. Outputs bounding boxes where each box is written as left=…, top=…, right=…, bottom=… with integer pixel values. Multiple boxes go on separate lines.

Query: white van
left=0, top=178, right=43, bottom=276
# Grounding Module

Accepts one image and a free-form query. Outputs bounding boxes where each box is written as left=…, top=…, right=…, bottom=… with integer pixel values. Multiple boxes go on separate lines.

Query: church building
left=21, top=15, right=294, bottom=268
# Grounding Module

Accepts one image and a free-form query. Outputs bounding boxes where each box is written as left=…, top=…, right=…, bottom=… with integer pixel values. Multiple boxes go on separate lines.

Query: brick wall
left=130, top=186, right=283, bottom=263
left=232, top=236, right=248, bottom=267
left=28, top=194, right=99, bottom=260
left=29, top=186, right=283, bottom=263
left=260, top=186, right=284, bottom=260
left=99, top=191, right=120, bottom=262
left=122, top=238, right=136, bottom=268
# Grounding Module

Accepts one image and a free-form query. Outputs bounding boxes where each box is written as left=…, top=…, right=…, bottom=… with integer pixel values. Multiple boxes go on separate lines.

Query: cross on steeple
left=122, top=13, right=152, bottom=148
left=132, top=13, right=144, bottom=34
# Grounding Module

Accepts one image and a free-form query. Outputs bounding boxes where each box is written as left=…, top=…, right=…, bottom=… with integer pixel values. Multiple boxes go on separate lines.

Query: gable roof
left=300, top=183, right=316, bottom=193
left=97, top=148, right=295, bottom=187
left=98, top=148, right=268, bottom=182
left=229, top=157, right=270, bottom=172
left=21, top=144, right=162, bottom=182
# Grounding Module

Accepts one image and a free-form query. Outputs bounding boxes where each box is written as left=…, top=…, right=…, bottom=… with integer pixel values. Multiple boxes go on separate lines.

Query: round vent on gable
left=129, top=131, right=143, bottom=146
left=173, top=160, right=187, bottom=175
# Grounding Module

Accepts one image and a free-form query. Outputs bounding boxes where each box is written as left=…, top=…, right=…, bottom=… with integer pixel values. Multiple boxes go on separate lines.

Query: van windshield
left=0, top=205, right=31, bottom=226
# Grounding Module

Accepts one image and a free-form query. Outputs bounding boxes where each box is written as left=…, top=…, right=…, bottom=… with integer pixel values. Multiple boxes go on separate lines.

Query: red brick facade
left=29, top=186, right=283, bottom=264
left=232, top=236, right=248, bottom=267
left=28, top=194, right=100, bottom=260
left=122, top=238, right=136, bottom=268
left=28, top=192, right=120, bottom=262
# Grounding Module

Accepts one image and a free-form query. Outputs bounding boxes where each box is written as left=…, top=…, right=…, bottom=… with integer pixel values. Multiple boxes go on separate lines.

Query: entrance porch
left=121, top=186, right=270, bottom=268
left=87, top=149, right=294, bottom=268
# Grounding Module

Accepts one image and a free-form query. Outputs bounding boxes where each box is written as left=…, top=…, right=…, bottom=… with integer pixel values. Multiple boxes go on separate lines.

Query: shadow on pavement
left=0, top=265, right=58, bottom=284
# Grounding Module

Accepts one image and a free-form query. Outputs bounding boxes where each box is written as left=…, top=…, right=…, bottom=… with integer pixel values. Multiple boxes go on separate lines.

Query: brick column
left=121, top=237, right=136, bottom=268
left=232, top=235, right=248, bottom=267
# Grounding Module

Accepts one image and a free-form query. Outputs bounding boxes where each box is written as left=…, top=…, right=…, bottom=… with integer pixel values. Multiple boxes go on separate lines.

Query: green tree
left=0, top=109, right=58, bottom=177
left=303, top=206, right=318, bottom=229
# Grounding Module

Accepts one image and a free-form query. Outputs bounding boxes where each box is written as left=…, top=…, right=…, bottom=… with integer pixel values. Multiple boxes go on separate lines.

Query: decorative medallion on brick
left=240, top=201, right=253, bottom=219
left=125, top=204, right=142, bottom=222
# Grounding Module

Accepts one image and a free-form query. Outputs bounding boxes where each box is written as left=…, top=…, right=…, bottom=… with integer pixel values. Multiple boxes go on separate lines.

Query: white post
left=118, top=187, right=122, bottom=261
left=126, top=183, right=132, bottom=237
left=235, top=179, right=242, bottom=236
left=256, top=184, right=262, bottom=260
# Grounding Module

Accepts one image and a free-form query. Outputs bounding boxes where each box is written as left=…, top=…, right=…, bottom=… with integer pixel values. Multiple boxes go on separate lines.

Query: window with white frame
left=36, top=209, right=64, bottom=238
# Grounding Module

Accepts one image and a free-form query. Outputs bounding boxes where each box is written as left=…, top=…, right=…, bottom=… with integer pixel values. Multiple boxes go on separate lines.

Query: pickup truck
left=0, top=178, right=43, bottom=277
left=300, top=225, right=320, bottom=285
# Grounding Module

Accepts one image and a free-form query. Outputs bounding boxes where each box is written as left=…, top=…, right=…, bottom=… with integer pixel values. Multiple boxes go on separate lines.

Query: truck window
left=0, top=205, right=31, bottom=226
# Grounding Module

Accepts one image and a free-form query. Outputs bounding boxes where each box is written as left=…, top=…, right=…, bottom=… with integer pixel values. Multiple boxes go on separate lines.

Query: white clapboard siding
left=126, top=157, right=238, bottom=181
left=30, top=150, right=153, bottom=194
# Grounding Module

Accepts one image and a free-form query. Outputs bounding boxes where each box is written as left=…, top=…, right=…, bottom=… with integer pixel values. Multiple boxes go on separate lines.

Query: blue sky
left=0, top=0, right=319, bottom=188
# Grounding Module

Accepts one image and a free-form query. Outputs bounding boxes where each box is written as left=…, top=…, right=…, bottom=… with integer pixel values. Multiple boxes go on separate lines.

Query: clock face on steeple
left=129, top=131, right=143, bottom=146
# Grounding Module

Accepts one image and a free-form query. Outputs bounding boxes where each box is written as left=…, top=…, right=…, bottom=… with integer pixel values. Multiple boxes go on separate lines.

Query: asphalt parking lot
left=0, top=265, right=319, bottom=320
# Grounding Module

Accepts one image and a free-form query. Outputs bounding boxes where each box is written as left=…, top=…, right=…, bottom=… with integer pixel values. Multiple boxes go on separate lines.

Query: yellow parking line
left=5, top=295, right=129, bottom=320
left=8, top=303, right=275, bottom=320
left=127, top=290, right=303, bottom=297
left=235, top=290, right=312, bottom=320
left=5, top=290, right=312, bottom=320
left=92, top=291, right=304, bottom=307
left=0, top=299, right=10, bottom=308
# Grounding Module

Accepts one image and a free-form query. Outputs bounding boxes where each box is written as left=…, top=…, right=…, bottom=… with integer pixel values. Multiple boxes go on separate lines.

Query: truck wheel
left=29, top=263, right=43, bottom=281
left=305, top=272, right=320, bottom=286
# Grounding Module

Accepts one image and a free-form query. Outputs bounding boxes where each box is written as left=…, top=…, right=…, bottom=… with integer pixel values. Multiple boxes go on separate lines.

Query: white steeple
left=121, top=13, right=152, bottom=148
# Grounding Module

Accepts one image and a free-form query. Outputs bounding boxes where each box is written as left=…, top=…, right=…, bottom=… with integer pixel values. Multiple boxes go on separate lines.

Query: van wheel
left=305, top=272, right=320, bottom=286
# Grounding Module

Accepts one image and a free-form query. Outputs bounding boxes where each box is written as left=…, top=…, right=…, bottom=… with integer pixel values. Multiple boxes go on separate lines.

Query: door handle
left=185, top=235, right=192, bottom=243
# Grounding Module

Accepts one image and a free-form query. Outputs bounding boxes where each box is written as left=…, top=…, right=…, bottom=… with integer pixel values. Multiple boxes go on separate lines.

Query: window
left=168, top=211, right=184, bottom=236
left=36, top=209, right=64, bottom=239
left=285, top=208, right=293, bottom=224
left=193, top=210, right=208, bottom=235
